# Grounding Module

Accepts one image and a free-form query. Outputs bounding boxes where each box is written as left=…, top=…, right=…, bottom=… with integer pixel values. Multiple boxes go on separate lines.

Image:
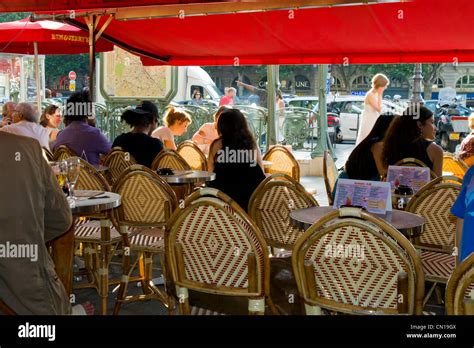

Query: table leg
left=50, top=220, right=75, bottom=295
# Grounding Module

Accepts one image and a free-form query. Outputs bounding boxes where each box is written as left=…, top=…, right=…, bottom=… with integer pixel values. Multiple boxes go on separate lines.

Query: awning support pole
left=34, top=41, right=41, bottom=112
left=266, top=65, right=278, bottom=151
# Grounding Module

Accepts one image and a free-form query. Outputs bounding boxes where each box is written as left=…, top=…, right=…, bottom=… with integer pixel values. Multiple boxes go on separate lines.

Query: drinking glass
left=65, top=158, right=81, bottom=199
left=50, top=161, right=68, bottom=193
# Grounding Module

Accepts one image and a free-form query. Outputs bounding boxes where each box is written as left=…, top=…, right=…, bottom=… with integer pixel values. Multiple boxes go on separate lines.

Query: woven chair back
left=406, top=179, right=461, bottom=252
left=167, top=188, right=269, bottom=296
left=292, top=207, right=424, bottom=315
left=263, top=145, right=300, bottom=181
left=151, top=149, right=191, bottom=171
left=177, top=141, right=207, bottom=171
left=443, top=153, right=468, bottom=179
left=113, top=169, right=177, bottom=227
left=249, top=174, right=318, bottom=249
left=52, top=145, right=76, bottom=161
left=102, top=147, right=137, bottom=185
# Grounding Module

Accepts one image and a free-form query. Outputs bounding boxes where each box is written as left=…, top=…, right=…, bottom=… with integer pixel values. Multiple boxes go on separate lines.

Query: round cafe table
left=289, top=206, right=425, bottom=239
left=159, top=170, right=216, bottom=201
left=49, top=191, right=121, bottom=300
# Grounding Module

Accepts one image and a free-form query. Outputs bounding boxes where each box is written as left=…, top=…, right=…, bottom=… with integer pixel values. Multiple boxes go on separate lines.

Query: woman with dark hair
left=40, top=104, right=62, bottom=143
left=112, top=104, right=163, bottom=168
left=382, top=105, right=443, bottom=176
left=208, top=108, right=265, bottom=211
left=192, top=105, right=228, bottom=155
left=345, top=113, right=395, bottom=180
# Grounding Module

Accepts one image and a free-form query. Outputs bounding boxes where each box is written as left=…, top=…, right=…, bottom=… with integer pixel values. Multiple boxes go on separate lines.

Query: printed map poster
left=333, top=179, right=392, bottom=214
left=387, top=166, right=430, bottom=193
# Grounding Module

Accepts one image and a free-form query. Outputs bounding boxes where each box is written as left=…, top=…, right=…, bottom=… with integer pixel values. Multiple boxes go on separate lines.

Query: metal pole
left=411, top=63, right=423, bottom=104
left=33, top=42, right=41, bottom=112
left=87, top=15, right=97, bottom=102
left=311, top=64, right=329, bottom=158
left=266, top=65, right=278, bottom=151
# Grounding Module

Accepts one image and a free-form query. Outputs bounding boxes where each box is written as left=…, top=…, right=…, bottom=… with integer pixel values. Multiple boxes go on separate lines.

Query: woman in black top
left=382, top=105, right=443, bottom=176
left=208, top=108, right=265, bottom=212
left=345, top=113, right=395, bottom=180
left=113, top=102, right=163, bottom=168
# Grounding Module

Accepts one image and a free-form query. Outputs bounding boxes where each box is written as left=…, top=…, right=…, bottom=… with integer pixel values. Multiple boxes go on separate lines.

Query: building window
left=432, top=77, right=444, bottom=89
left=352, top=75, right=370, bottom=89
left=456, top=75, right=474, bottom=89
left=390, top=76, right=409, bottom=88
left=332, top=76, right=343, bottom=90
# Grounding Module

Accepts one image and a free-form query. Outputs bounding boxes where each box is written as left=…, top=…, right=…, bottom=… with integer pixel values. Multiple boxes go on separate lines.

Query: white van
left=173, top=66, right=222, bottom=105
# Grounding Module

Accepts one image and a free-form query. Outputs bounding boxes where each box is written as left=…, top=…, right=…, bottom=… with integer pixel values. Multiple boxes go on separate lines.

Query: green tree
left=0, top=13, right=28, bottom=23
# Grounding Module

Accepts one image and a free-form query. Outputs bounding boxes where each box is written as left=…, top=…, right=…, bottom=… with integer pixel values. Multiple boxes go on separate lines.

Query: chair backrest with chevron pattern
left=406, top=179, right=461, bottom=252
left=102, top=147, right=137, bottom=185
left=113, top=170, right=177, bottom=227
left=249, top=174, right=318, bottom=250
left=292, top=207, right=424, bottom=315
left=263, top=145, right=300, bottom=182
left=151, top=149, right=191, bottom=171
left=177, top=141, right=207, bottom=171
left=445, top=253, right=474, bottom=315
left=166, top=188, right=270, bottom=312
left=443, top=153, right=468, bottom=179
left=52, top=145, right=76, bottom=161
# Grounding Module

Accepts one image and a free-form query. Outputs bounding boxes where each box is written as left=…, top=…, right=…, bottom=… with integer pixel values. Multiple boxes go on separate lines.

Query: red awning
left=0, top=19, right=113, bottom=55
left=29, top=0, right=474, bottom=65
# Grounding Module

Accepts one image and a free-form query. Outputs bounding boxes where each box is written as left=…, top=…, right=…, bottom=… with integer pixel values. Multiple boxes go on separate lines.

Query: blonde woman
left=355, top=73, right=390, bottom=145
left=151, top=106, right=192, bottom=150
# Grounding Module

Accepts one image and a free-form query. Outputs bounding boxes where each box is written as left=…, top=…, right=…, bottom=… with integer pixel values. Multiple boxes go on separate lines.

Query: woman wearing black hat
left=113, top=102, right=163, bottom=168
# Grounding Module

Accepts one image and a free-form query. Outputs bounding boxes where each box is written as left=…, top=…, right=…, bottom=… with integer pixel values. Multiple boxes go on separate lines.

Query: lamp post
left=411, top=63, right=424, bottom=104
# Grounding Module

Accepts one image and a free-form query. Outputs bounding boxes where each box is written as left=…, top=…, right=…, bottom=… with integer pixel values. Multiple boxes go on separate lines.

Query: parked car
left=285, top=96, right=318, bottom=110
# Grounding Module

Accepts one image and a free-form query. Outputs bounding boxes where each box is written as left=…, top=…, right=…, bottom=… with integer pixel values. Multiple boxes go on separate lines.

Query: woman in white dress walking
left=355, top=73, right=390, bottom=145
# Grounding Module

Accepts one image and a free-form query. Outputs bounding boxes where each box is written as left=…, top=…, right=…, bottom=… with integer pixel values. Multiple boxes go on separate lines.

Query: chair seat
left=421, top=250, right=456, bottom=282
left=128, top=227, right=165, bottom=252
left=74, top=220, right=121, bottom=243
left=189, top=305, right=226, bottom=315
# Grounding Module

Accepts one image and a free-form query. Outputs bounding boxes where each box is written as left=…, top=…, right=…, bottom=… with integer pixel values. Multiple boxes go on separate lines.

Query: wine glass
left=65, top=157, right=81, bottom=199
left=50, top=161, right=68, bottom=194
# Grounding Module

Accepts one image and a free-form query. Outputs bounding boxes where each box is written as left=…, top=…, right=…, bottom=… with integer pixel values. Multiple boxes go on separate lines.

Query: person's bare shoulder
left=427, top=142, right=443, bottom=156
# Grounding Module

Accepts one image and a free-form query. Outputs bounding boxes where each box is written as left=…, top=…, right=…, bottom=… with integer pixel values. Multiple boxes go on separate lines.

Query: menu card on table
left=333, top=179, right=392, bottom=214
left=387, top=166, right=430, bottom=193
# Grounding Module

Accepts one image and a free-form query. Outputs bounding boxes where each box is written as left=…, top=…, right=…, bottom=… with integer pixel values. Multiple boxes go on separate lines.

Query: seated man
left=53, top=91, right=111, bottom=165
left=1, top=102, right=50, bottom=149
left=1, top=101, right=17, bottom=127
left=0, top=131, right=72, bottom=314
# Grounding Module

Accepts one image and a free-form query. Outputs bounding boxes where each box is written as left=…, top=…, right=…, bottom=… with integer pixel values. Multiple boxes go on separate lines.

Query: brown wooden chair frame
left=446, top=253, right=474, bottom=315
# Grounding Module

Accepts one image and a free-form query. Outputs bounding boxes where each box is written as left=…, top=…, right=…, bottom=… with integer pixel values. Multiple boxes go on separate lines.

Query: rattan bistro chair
left=442, top=153, right=468, bottom=179
left=323, top=150, right=338, bottom=205
left=292, top=207, right=424, bottom=315
left=112, top=168, right=178, bottom=315
left=52, top=145, right=76, bottom=161
left=177, top=140, right=208, bottom=171
left=445, top=253, right=474, bottom=315
left=263, top=145, right=300, bottom=182
left=406, top=177, right=461, bottom=307
left=166, top=188, right=277, bottom=315
left=151, top=149, right=191, bottom=171
left=101, top=147, right=137, bottom=186
left=249, top=174, right=319, bottom=251
left=73, top=158, right=122, bottom=315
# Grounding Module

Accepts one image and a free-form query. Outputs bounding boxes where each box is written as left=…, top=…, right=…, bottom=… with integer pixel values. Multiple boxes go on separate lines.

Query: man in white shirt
left=1, top=102, right=51, bottom=149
